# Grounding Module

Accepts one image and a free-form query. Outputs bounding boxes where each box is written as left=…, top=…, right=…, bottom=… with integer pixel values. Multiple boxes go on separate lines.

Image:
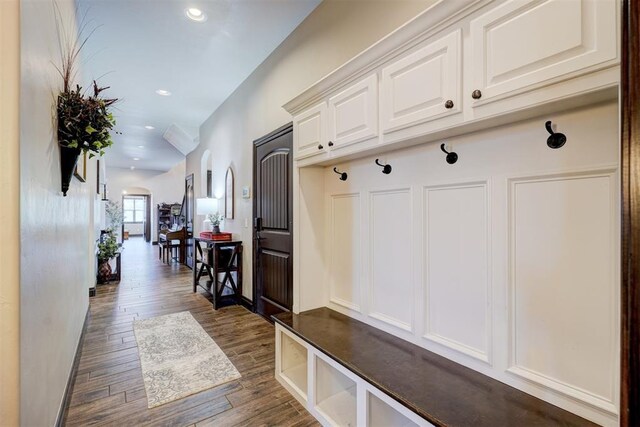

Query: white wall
left=19, top=0, right=99, bottom=424
left=0, top=0, right=21, bottom=423
left=187, top=0, right=437, bottom=300
left=106, top=161, right=186, bottom=241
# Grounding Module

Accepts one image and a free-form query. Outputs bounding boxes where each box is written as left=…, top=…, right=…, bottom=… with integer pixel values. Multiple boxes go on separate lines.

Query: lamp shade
left=196, top=197, right=217, bottom=215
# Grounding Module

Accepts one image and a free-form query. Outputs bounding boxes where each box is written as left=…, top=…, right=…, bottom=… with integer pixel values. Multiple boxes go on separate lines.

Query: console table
left=192, top=238, right=243, bottom=309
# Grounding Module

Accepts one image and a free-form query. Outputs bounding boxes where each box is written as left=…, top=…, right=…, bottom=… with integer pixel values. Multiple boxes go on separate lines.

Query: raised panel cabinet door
left=381, top=29, right=461, bottom=133
left=293, top=102, right=327, bottom=160
left=327, top=74, right=378, bottom=150
left=469, top=0, right=617, bottom=106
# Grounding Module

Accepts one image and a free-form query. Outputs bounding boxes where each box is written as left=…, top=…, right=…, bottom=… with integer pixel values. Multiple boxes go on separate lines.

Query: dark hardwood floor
left=64, top=237, right=317, bottom=426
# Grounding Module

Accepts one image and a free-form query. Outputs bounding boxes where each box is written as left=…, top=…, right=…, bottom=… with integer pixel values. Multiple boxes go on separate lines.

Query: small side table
left=193, top=238, right=243, bottom=309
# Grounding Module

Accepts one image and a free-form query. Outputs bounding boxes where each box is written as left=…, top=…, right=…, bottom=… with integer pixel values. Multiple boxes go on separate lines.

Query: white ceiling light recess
left=155, top=89, right=171, bottom=96
left=185, top=7, right=207, bottom=22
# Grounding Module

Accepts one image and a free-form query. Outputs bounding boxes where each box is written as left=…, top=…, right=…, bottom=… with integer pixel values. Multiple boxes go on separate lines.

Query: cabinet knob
left=444, top=100, right=454, bottom=109
left=328, top=141, right=334, bottom=147
left=318, top=144, right=323, bottom=150
left=471, top=90, right=482, bottom=100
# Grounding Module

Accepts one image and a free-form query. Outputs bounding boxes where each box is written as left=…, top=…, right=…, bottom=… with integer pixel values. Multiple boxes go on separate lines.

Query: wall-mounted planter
left=60, top=145, right=81, bottom=196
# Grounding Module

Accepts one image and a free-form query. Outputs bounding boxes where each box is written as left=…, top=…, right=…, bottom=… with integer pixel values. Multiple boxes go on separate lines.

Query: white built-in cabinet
left=381, top=29, right=461, bottom=133
left=328, top=74, right=378, bottom=153
left=275, top=325, right=430, bottom=427
left=469, top=0, right=617, bottom=110
left=289, top=0, right=619, bottom=164
left=285, top=0, right=621, bottom=426
left=293, top=102, right=327, bottom=160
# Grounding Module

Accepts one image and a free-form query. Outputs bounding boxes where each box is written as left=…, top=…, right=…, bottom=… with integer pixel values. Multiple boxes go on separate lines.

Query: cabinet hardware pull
left=318, top=144, right=323, bottom=150
left=328, top=141, right=334, bottom=147
left=471, top=90, right=482, bottom=99
left=445, top=100, right=454, bottom=109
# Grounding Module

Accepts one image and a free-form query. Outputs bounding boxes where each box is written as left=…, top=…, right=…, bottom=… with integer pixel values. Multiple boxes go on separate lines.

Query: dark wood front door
left=253, top=123, right=293, bottom=320
left=185, top=174, right=195, bottom=269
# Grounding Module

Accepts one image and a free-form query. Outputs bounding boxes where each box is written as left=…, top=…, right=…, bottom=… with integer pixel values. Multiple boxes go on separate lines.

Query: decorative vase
left=212, top=225, right=221, bottom=234
left=98, top=259, right=112, bottom=283
left=60, top=145, right=81, bottom=196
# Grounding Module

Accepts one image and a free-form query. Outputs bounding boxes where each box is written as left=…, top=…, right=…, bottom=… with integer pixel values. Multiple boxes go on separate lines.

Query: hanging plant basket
left=60, top=145, right=81, bottom=197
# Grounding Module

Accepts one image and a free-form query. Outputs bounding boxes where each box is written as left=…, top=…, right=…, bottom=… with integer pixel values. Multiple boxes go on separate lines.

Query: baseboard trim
left=240, top=296, right=254, bottom=312
left=55, top=307, right=90, bottom=427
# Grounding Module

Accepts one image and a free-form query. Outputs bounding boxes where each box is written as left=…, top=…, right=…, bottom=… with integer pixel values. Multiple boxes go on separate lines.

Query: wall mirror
left=225, top=166, right=234, bottom=219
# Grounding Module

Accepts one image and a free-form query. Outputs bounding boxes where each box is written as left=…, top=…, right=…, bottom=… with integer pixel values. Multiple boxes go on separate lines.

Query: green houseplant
left=207, top=212, right=224, bottom=234
left=56, top=12, right=119, bottom=196
left=97, top=231, right=118, bottom=282
left=105, top=200, right=124, bottom=236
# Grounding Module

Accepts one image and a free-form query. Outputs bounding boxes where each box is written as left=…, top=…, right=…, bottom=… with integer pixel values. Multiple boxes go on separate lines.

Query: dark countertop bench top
left=272, top=307, right=597, bottom=427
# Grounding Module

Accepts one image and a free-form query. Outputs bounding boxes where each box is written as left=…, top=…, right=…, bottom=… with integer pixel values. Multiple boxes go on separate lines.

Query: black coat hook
left=375, top=159, right=392, bottom=174
left=333, top=167, right=348, bottom=181
left=440, top=144, right=458, bottom=164
left=545, top=121, right=567, bottom=149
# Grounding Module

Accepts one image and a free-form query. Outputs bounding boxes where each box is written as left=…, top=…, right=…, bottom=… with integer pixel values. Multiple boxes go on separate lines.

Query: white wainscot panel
left=509, top=171, right=617, bottom=414
left=330, top=194, right=361, bottom=312
left=423, top=183, right=490, bottom=362
left=369, top=188, right=413, bottom=332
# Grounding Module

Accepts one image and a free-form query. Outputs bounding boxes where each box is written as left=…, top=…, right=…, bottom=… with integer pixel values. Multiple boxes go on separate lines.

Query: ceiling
left=78, top=0, right=320, bottom=171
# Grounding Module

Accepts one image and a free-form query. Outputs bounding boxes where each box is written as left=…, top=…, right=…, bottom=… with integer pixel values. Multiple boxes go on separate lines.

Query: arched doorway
left=122, top=186, right=152, bottom=242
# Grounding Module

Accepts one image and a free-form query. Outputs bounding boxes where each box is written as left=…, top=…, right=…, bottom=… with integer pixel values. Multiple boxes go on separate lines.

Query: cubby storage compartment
left=314, top=356, right=358, bottom=427
left=276, top=326, right=308, bottom=402
left=367, top=391, right=420, bottom=427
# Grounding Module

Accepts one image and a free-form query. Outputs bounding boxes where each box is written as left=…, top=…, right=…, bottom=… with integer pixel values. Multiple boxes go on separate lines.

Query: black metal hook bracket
left=545, top=121, right=567, bottom=149
left=375, top=159, right=392, bottom=174
left=440, top=144, right=458, bottom=164
left=333, top=167, right=348, bottom=181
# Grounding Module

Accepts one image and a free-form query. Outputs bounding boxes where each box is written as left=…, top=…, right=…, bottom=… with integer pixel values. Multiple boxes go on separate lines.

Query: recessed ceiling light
left=122, top=190, right=128, bottom=194
left=144, top=125, right=155, bottom=130
left=137, top=145, right=145, bottom=149
left=130, top=166, right=135, bottom=171
left=185, top=7, right=207, bottom=22
left=133, top=157, right=140, bottom=161
left=155, top=89, right=171, bottom=96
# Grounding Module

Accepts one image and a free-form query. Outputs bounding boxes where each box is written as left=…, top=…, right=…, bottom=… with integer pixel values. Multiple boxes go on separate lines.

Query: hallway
left=65, top=238, right=317, bottom=426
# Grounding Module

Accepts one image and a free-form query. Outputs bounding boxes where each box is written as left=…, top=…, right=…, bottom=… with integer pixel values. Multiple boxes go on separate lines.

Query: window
left=123, top=196, right=146, bottom=223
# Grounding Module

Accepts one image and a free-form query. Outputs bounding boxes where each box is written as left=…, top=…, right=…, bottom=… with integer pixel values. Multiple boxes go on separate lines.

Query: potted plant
left=97, top=231, right=119, bottom=283
left=105, top=200, right=124, bottom=236
left=207, top=212, right=224, bottom=234
left=56, top=20, right=119, bottom=196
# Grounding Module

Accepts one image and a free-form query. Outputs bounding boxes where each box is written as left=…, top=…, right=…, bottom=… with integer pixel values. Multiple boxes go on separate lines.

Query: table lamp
left=196, top=197, right=218, bottom=232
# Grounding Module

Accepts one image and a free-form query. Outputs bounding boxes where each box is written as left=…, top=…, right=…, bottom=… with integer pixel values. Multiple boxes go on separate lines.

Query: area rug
left=133, top=311, right=241, bottom=408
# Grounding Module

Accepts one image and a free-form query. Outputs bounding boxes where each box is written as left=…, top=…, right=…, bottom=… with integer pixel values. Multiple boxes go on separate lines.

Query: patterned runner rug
left=133, top=311, right=241, bottom=408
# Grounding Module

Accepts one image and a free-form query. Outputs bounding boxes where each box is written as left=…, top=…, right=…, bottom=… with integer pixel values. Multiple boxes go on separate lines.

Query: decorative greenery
left=55, top=4, right=119, bottom=158
left=57, top=82, right=118, bottom=157
left=97, top=232, right=118, bottom=262
left=207, top=212, right=224, bottom=227
left=105, top=200, right=124, bottom=232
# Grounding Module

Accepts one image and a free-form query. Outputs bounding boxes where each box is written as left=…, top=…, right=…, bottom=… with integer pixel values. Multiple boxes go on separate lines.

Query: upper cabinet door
left=381, top=30, right=462, bottom=134
left=293, top=102, right=327, bottom=160
left=469, top=0, right=617, bottom=106
left=327, top=74, right=378, bottom=150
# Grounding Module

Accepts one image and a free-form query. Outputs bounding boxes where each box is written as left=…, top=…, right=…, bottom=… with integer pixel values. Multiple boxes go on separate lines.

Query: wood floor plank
left=64, top=238, right=317, bottom=426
